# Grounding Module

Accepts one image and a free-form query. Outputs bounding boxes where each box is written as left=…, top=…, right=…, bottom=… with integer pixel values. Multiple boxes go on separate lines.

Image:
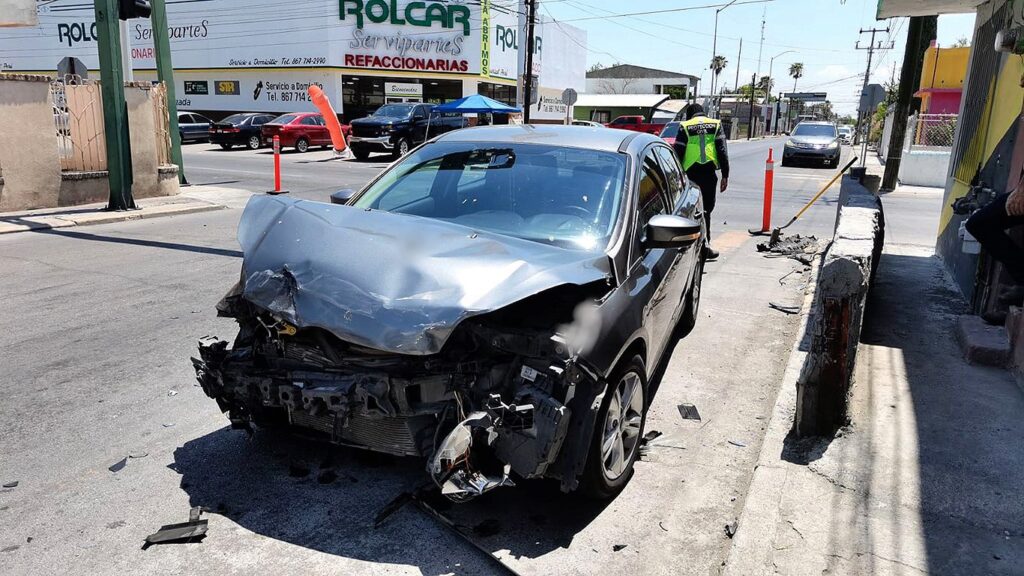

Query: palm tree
left=788, top=63, right=805, bottom=126
left=788, top=62, right=804, bottom=92
left=710, top=55, right=728, bottom=95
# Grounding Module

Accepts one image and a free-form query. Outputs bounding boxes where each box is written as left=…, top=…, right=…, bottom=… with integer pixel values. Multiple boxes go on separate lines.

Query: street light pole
left=710, top=0, right=739, bottom=118
left=767, top=50, right=794, bottom=135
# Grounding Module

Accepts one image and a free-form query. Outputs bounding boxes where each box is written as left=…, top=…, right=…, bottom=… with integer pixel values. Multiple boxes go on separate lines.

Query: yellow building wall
left=919, top=45, right=970, bottom=91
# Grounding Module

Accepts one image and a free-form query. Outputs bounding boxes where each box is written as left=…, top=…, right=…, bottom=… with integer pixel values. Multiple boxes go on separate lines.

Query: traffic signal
left=119, top=0, right=151, bottom=20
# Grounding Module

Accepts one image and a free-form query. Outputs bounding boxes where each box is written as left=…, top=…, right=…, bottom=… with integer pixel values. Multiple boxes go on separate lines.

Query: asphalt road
left=0, top=133, right=858, bottom=575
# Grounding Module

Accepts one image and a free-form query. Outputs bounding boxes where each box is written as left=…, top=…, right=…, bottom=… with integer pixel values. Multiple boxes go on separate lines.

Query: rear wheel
left=295, top=137, right=310, bottom=153
left=219, top=143, right=233, bottom=150
left=581, top=355, right=647, bottom=499
left=247, top=135, right=261, bottom=150
left=677, top=252, right=705, bottom=338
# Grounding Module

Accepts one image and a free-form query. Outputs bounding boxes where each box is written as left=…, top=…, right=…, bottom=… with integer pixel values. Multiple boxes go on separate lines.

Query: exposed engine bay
left=194, top=280, right=610, bottom=502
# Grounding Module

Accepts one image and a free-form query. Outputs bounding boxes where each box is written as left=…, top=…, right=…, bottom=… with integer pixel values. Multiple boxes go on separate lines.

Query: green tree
left=788, top=62, right=804, bottom=92
left=952, top=36, right=970, bottom=48
left=710, top=55, right=728, bottom=92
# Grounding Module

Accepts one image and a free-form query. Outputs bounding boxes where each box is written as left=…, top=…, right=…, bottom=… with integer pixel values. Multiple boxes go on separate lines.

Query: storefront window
left=478, top=82, right=516, bottom=106
left=342, top=77, right=462, bottom=120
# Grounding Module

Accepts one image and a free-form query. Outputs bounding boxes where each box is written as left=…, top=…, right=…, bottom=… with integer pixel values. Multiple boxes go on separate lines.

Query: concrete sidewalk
left=723, top=174, right=1024, bottom=574
left=0, top=187, right=232, bottom=235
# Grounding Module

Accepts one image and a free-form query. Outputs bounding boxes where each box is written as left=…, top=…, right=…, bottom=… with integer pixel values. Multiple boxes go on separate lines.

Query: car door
left=410, top=105, right=430, bottom=142
left=628, top=146, right=682, bottom=362
left=297, top=115, right=319, bottom=142
left=190, top=114, right=212, bottom=140
left=312, top=115, right=332, bottom=144
left=654, top=143, right=703, bottom=320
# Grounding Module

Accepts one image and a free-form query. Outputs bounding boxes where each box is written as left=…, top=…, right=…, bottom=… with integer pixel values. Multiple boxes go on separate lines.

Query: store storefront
left=0, top=0, right=586, bottom=123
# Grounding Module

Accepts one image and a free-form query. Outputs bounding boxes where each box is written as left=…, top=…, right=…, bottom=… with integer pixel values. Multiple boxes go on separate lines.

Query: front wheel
left=219, top=143, right=233, bottom=150
left=580, top=355, right=647, bottom=499
left=393, top=137, right=411, bottom=159
left=352, top=148, right=371, bottom=160
left=295, top=137, right=310, bottom=153
left=247, top=135, right=261, bottom=150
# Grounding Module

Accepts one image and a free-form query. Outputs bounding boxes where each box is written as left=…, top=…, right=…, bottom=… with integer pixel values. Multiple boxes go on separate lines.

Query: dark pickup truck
left=348, top=103, right=467, bottom=159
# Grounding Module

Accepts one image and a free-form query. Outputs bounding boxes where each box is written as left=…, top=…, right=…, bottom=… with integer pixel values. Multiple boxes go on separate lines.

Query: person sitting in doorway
left=966, top=178, right=1024, bottom=324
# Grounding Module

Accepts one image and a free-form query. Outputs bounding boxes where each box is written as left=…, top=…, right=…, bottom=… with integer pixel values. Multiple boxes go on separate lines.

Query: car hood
left=236, top=195, right=611, bottom=355
left=788, top=135, right=836, bottom=145
left=351, top=116, right=403, bottom=127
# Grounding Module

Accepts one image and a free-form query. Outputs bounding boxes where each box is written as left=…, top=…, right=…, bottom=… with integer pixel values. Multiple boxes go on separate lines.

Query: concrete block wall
left=794, top=176, right=885, bottom=437
left=0, top=74, right=62, bottom=211
left=899, top=148, right=952, bottom=188
left=0, top=74, right=178, bottom=211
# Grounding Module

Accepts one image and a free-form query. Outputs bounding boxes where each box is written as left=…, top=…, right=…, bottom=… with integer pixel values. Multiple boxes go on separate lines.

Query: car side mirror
left=330, top=188, right=357, bottom=204
left=645, top=214, right=702, bottom=249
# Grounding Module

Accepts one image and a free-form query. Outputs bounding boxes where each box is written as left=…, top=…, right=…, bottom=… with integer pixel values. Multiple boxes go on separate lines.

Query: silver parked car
left=193, top=125, right=707, bottom=502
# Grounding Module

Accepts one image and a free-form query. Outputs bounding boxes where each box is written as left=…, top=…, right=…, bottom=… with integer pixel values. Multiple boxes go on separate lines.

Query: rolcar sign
left=340, top=0, right=472, bottom=36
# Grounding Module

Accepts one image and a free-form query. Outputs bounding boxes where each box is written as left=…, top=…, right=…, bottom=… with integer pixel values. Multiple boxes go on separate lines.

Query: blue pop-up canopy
left=426, top=94, right=521, bottom=139
left=433, top=94, right=521, bottom=114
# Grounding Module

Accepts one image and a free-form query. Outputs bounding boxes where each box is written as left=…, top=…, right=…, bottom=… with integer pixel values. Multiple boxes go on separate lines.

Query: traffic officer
left=673, top=103, right=730, bottom=260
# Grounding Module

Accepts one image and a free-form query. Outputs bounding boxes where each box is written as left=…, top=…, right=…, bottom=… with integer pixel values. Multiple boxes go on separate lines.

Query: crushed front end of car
left=193, top=195, right=614, bottom=501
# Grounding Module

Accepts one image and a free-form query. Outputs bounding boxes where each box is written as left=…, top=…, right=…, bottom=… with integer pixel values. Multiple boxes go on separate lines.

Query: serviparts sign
left=340, top=0, right=479, bottom=74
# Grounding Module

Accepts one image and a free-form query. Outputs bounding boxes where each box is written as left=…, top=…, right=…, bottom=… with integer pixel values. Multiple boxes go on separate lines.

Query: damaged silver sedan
left=194, top=126, right=706, bottom=501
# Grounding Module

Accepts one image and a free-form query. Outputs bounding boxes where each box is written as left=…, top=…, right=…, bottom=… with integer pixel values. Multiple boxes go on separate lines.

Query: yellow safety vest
left=680, top=117, right=721, bottom=170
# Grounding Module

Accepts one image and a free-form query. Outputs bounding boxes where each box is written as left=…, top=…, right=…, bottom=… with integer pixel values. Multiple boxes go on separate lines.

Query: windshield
left=374, top=104, right=416, bottom=118
left=221, top=113, right=250, bottom=125
left=660, top=123, right=680, bottom=138
left=793, top=124, right=837, bottom=138
left=269, top=113, right=299, bottom=125
left=352, top=141, right=628, bottom=250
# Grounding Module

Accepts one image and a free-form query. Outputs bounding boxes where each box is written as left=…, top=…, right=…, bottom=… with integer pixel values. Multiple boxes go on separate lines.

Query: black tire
left=676, top=251, right=705, bottom=338
left=580, top=354, right=648, bottom=500
left=352, top=148, right=371, bottom=161
left=247, top=135, right=261, bottom=150
left=295, top=137, right=310, bottom=153
left=393, top=137, right=411, bottom=159
left=220, top=143, right=233, bottom=150
left=780, top=157, right=790, bottom=167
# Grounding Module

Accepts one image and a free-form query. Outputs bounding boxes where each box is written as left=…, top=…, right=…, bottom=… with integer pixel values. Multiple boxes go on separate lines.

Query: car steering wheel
left=563, top=205, right=592, bottom=220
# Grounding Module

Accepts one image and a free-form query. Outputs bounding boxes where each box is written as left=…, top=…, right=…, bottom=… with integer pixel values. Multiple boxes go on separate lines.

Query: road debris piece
left=612, top=544, right=628, bottom=552
left=129, top=451, right=148, bottom=459
left=768, top=302, right=801, bottom=315
left=374, top=491, right=414, bottom=528
left=677, top=404, right=701, bottom=421
left=724, top=521, right=738, bottom=538
left=727, top=440, right=747, bottom=448
left=2, top=481, right=18, bottom=488
left=411, top=491, right=523, bottom=576
left=108, top=458, right=128, bottom=473
left=162, top=423, right=175, bottom=428
left=142, top=507, right=208, bottom=548
left=756, top=234, right=819, bottom=265
left=641, top=430, right=663, bottom=444
left=659, top=521, right=668, bottom=532
left=167, top=390, right=178, bottom=397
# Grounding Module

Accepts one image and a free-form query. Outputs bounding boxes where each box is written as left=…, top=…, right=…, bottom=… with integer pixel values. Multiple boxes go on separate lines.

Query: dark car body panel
left=209, top=113, right=277, bottom=147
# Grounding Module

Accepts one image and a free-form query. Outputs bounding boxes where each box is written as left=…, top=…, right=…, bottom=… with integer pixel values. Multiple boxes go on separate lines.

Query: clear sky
left=543, top=0, right=977, bottom=115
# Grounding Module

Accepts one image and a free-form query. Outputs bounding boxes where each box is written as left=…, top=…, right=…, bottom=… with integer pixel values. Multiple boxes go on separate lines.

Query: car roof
left=434, top=124, right=654, bottom=153
left=797, top=121, right=834, bottom=125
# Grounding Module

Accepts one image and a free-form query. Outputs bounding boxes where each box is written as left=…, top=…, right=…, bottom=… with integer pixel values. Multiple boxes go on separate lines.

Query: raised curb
left=956, top=314, right=1011, bottom=367
left=0, top=200, right=224, bottom=235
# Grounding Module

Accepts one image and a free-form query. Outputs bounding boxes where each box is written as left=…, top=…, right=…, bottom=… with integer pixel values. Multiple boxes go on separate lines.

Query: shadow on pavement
left=171, top=427, right=607, bottom=575
left=33, top=229, right=242, bottom=258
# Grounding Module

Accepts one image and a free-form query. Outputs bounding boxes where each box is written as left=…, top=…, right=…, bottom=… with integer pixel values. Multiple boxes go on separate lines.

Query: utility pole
left=151, top=0, right=186, bottom=184
left=775, top=91, right=782, bottom=134
left=522, top=0, right=536, bottom=123
left=747, top=73, right=756, bottom=140
left=733, top=38, right=742, bottom=95
left=93, top=0, right=135, bottom=211
left=882, top=16, right=937, bottom=191
left=756, top=6, right=765, bottom=82
left=710, top=0, right=739, bottom=117
left=855, top=26, right=893, bottom=167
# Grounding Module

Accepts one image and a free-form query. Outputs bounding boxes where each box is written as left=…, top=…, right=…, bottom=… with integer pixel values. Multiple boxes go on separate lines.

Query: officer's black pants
left=687, top=170, right=718, bottom=242
left=966, top=193, right=1024, bottom=284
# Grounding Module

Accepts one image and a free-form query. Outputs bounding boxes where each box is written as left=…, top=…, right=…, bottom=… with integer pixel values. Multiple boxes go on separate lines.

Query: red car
left=605, top=115, right=664, bottom=135
left=659, top=121, right=681, bottom=146
left=261, top=112, right=334, bottom=153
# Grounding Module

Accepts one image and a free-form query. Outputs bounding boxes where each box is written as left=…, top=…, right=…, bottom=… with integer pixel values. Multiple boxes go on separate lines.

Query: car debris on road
left=142, top=507, right=208, bottom=549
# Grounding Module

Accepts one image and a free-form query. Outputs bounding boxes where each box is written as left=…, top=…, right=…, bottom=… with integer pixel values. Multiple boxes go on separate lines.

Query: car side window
left=631, top=149, right=670, bottom=261
left=300, top=116, right=318, bottom=126
left=653, top=145, right=684, bottom=208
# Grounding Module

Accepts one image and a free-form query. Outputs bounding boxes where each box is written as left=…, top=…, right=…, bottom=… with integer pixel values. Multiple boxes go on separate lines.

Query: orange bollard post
left=268, top=135, right=288, bottom=195
left=749, top=148, right=774, bottom=235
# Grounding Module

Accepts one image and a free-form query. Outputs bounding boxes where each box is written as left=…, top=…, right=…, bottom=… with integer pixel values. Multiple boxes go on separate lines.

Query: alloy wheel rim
left=249, top=136, right=260, bottom=149
left=399, top=141, right=409, bottom=155
left=601, top=371, right=644, bottom=481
